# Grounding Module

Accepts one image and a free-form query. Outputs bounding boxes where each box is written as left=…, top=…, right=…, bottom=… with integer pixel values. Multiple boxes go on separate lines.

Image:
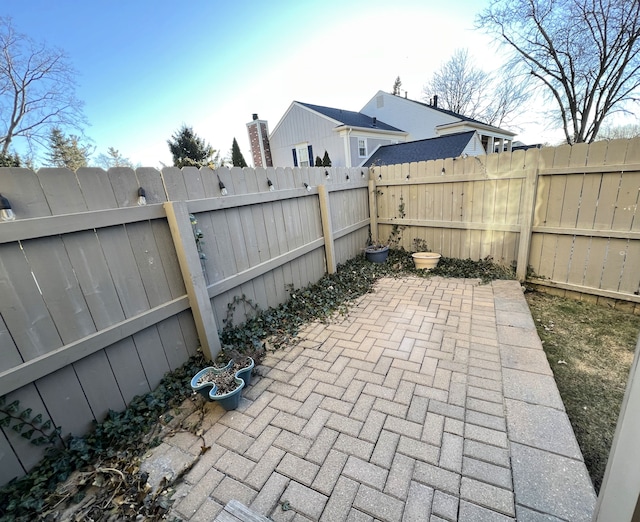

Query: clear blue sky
left=3, top=0, right=551, bottom=168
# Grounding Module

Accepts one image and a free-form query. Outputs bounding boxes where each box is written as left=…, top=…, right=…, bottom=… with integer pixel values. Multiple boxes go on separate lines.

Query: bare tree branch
left=477, top=0, right=640, bottom=143
left=422, top=48, right=530, bottom=128
left=0, top=17, right=86, bottom=156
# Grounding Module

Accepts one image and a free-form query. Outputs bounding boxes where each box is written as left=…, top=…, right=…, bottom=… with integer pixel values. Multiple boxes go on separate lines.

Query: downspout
left=344, top=127, right=352, bottom=167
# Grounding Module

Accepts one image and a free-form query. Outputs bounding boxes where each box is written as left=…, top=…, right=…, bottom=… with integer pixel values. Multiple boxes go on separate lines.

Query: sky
left=4, top=0, right=559, bottom=168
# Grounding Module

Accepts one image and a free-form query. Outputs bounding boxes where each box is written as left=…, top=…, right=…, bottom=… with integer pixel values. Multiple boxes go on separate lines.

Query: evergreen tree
left=96, top=147, right=133, bottom=168
left=392, top=76, right=402, bottom=95
left=0, top=151, right=21, bottom=167
left=167, top=125, right=215, bottom=168
left=230, top=137, right=248, bottom=167
left=315, top=156, right=322, bottom=167
left=322, top=150, right=332, bottom=167
left=45, top=127, right=90, bottom=171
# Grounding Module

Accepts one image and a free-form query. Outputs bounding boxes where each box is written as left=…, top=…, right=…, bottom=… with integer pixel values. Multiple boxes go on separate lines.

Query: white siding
left=461, top=133, right=487, bottom=157
left=270, top=104, right=346, bottom=167
left=361, top=91, right=458, bottom=141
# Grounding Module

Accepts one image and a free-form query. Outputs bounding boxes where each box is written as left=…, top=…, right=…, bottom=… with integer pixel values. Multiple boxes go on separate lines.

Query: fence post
left=164, top=201, right=221, bottom=361
left=318, top=184, right=336, bottom=274
left=593, top=334, right=640, bottom=521
left=516, top=168, right=538, bottom=281
left=368, top=178, right=378, bottom=242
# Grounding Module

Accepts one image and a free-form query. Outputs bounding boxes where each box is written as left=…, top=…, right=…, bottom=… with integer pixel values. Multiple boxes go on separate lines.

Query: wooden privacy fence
left=0, top=164, right=369, bottom=486
left=0, top=138, right=638, bottom=486
left=370, top=138, right=640, bottom=307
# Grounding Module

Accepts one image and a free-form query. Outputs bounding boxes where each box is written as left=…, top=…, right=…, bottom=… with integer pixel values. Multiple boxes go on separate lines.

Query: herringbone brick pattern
left=166, top=277, right=594, bottom=521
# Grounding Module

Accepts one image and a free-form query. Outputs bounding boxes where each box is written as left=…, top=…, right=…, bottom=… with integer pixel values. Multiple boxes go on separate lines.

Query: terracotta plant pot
left=365, top=246, right=389, bottom=263
left=412, top=252, right=441, bottom=270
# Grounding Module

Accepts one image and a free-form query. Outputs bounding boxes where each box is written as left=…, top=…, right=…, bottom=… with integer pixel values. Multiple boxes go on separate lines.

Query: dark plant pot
left=365, top=246, right=389, bottom=263
left=208, top=377, right=245, bottom=410
left=235, top=357, right=255, bottom=387
left=190, top=361, right=233, bottom=400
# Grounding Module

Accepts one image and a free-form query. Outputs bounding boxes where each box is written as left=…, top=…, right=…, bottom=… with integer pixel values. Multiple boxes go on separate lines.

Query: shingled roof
left=363, top=131, right=476, bottom=167
left=297, top=102, right=403, bottom=132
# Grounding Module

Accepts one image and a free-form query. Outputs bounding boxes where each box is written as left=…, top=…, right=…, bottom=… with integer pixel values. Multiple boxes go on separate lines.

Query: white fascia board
left=335, top=125, right=408, bottom=139
left=436, top=120, right=517, bottom=137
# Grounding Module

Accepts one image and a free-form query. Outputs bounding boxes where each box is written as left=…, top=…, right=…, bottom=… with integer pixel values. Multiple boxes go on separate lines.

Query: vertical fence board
left=0, top=430, right=25, bottom=488
left=75, top=169, right=152, bottom=399
left=0, top=385, right=52, bottom=473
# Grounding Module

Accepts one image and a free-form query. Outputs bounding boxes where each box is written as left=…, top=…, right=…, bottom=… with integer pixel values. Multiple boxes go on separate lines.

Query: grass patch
left=524, top=290, right=640, bottom=493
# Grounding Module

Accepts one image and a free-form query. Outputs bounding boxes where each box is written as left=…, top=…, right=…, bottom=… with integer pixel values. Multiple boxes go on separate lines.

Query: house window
left=294, top=143, right=312, bottom=167
left=358, top=138, right=367, bottom=157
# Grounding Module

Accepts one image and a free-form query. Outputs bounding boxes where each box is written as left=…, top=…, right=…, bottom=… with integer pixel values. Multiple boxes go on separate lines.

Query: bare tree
left=0, top=17, right=86, bottom=156
left=422, top=48, right=528, bottom=127
left=423, top=49, right=490, bottom=116
left=477, top=0, right=640, bottom=144
left=597, top=122, right=640, bottom=140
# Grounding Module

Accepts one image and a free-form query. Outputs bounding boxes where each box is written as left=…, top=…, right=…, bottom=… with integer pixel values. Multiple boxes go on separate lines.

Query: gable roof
left=363, top=131, right=476, bottom=167
left=363, top=91, right=515, bottom=136
left=297, top=102, right=403, bottom=132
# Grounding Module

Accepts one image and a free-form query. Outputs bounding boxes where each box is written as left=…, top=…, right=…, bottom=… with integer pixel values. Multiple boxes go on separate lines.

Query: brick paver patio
left=158, top=276, right=596, bottom=521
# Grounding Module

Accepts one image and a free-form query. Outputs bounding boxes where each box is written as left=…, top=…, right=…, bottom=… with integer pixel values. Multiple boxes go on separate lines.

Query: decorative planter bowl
left=190, top=357, right=254, bottom=411
left=235, top=357, right=255, bottom=387
left=190, top=361, right=233, bottom=400
left=412, top=252, right=441, bottom=270
left=208, top=377, right=245, bottom=410
left=365, top=246, right=389, bottom=263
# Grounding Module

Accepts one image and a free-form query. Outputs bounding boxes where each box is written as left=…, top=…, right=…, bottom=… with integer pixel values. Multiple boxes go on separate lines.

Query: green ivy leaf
left=42, top=420, right=51, bottom=431
left=20, top=408, right=32, bottom=420
left=21, top=429, right=34, bottom=440
left=12, top=421, right=25, bottom=433
left=32, top=413, right=43, bottom=425
left=0, top=415, right=10, bottom=427
left=31, top=436, right=48, bottom=446
left=7, top=400, right=20, bottom=414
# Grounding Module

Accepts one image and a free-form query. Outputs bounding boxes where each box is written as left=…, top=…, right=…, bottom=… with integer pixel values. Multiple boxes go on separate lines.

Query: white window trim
left=296, top=142, right=310, bottom=167
left=358, top=138, right=367, bottom=158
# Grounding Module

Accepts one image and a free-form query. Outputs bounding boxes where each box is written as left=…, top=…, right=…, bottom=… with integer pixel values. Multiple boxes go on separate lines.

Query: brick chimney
left=246, top=114, right=273, bottom=168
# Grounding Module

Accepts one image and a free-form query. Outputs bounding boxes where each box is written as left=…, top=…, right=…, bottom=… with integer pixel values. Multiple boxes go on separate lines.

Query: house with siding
left=263, top=91, right=517, bottom=168
left=268, top=102, right=407, bottom=168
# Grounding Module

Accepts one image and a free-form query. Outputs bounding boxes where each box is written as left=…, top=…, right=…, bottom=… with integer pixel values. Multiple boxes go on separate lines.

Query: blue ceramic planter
left=235, top=357, right=255, bottom=387
left=190, top=357, right=254, bottom=411
left=365, top=246, right=389, bottom=263
left=208, top=377, right=245, bottom=410
left=190, top=361, right=233, bottom=400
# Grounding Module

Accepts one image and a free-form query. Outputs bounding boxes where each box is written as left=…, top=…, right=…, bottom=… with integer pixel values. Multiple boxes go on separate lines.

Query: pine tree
left=322, top=150, right=332, bottom=167
left=231, top=137, right=248, bottom=167
left=167, top=125, right=215, bottom=168
left=0, top=151, right=21, bottom=167
left=96, top=147, right=133, bottom=168
left=392, top=76, right=402, bottom=95
left=45, top=127, right=90, bottom=171
left=315, top=156, right=322, bottom=167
